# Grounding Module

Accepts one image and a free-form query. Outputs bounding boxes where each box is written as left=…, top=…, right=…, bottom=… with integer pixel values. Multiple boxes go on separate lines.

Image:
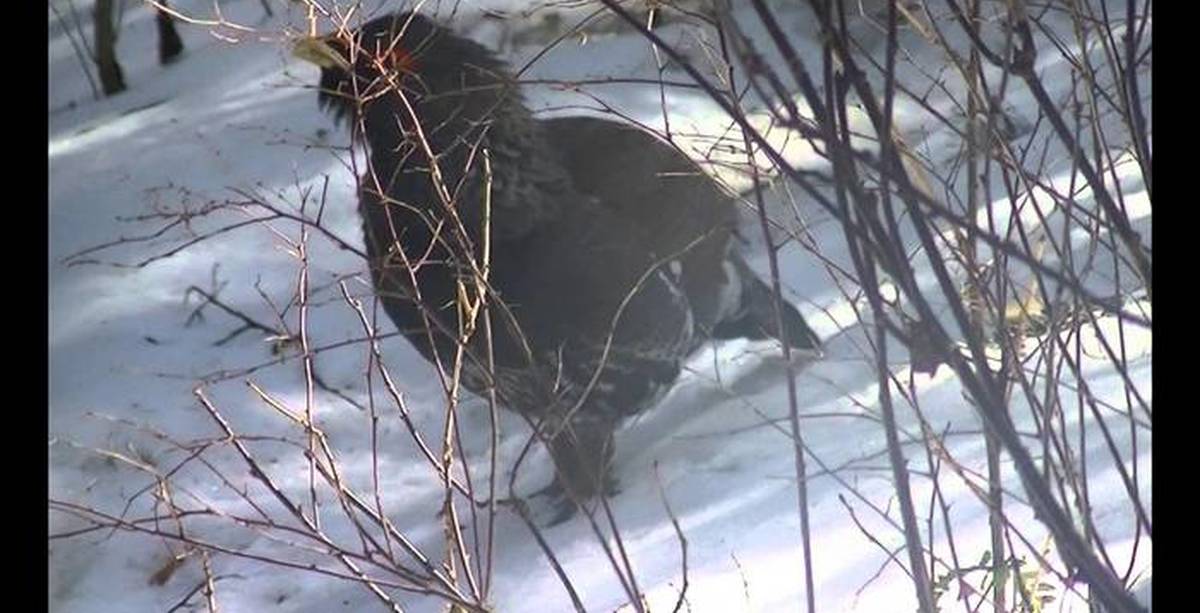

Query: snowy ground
left=50, top=1, right=1150, bottom=611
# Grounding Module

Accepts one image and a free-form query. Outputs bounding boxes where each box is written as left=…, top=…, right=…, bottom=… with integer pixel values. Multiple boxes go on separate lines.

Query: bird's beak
left=292, top=36, right=351, bottom=71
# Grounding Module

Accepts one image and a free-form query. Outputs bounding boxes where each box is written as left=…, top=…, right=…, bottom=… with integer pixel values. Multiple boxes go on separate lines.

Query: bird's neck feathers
left=355, top=54, right=570, bottom=241
left=324, top=25, right=518, bottom=154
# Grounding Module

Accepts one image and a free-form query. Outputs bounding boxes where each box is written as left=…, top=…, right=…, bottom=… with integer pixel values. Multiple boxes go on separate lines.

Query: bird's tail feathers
left=712, top=257, right=822, bottom=352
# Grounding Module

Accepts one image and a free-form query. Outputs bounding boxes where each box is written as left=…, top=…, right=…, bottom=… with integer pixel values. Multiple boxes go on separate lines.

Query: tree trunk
left=156, top=1, right=185, bottom=65
left=93, top=0, right=125, bottom=95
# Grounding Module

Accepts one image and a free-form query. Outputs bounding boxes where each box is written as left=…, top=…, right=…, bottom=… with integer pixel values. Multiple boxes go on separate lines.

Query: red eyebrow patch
left=390, top=45, right=417, bottom=73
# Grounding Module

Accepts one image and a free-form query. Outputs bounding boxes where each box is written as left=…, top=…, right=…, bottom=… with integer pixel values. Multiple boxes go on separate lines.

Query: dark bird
left=294, top=12, right=821, bottom=521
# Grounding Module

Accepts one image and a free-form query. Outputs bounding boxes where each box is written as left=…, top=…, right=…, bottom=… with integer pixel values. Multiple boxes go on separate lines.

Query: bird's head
left=293, top=12, right=512, bottom=131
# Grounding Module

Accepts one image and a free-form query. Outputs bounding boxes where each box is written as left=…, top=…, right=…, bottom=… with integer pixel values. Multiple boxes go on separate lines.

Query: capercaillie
left=294, top=11, right=821, bottom=522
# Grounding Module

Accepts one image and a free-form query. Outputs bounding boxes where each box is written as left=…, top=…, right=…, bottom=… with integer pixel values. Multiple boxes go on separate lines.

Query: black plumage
left=295, top=12, right=820, bottom=520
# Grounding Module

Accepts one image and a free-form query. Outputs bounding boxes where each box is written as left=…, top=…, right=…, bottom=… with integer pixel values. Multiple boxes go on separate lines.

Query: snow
left=50, top=1, right=1150, bottom=612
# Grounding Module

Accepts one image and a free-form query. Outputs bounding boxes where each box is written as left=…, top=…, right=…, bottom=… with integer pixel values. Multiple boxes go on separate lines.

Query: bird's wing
left=540, top=115, right=741, bottom=247
left=541, top=116, right=744, bottom=331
